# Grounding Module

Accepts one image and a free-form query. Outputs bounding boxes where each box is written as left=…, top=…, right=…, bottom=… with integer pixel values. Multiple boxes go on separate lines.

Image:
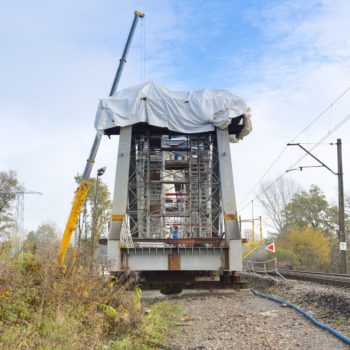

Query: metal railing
left=246, top=258, right=287, bottom=280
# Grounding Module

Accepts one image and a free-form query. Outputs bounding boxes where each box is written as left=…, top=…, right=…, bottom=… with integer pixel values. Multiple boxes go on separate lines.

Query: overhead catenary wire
left=237, top=86, right=350, bottom=209
left=288, top=86, right=350, bottom=144
left=237, top=147, right=288, bottom=209
left=287, top=114, right=350, bottom=168
left=239, top=113, right=350, bottom=212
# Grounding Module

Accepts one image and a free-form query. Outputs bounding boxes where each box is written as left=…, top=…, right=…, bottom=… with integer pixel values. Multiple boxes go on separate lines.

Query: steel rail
left=250, top=268, right=350, bottom=286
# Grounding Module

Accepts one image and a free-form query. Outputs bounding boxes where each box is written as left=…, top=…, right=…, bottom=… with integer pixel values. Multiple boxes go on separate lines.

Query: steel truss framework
left=125, top=129, right=223, bottom=242
left=108, top=125, right=242, bottom=273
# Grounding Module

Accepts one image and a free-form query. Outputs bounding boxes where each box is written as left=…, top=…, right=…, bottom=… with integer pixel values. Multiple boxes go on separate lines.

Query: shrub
left=0, top=253, right=181, bottom=349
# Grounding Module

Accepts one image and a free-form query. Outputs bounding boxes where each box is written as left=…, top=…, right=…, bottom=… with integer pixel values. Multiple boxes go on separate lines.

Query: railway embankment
left=162, top=288, right=349, bottom=349
left=244, top=273, right=350, bottom=338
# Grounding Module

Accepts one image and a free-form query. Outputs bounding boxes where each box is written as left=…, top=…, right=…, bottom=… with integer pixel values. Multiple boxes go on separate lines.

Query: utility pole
left=337, top=139, right=347, bottom=274
left=259, top=216, right=263, bottom=242
left=287, top=140, right=347, bottom=274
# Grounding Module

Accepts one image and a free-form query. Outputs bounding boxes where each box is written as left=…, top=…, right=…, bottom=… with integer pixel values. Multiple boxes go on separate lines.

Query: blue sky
left=1, top=0, right=350, bottom=235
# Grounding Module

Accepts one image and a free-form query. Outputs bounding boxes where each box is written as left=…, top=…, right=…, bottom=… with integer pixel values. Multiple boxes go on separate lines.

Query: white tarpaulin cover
left=95, top=81, right=252, bottom=141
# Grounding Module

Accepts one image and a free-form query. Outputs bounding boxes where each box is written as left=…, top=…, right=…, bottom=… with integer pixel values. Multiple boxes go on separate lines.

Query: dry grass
left=0, top=252, right=181, bottom=349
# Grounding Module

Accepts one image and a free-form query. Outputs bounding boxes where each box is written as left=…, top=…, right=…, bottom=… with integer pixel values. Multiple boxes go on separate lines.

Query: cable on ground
left=251, top=289, right=350, bottom=346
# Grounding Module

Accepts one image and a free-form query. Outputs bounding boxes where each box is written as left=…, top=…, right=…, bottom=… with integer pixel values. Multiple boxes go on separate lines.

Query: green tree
left=74, top=175, right=112, bottom=266
left=0, top=170, right=20, bottom=238
left=87, top=177, right=112, bottom=242
left=23, top=223, right=59, bottom=261
left=284, top=185, right=338, bottom=237
left=24, top=230, right=36, bottom=252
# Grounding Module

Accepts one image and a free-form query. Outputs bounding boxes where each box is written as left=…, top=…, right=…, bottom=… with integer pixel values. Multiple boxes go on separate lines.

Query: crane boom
left=58, top=10, right=145, bottom=265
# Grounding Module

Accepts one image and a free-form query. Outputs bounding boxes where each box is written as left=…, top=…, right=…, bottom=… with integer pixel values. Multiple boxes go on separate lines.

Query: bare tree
left=345, top=193, right=350, bottom=213
left=257, top=177, right=299, bottom=235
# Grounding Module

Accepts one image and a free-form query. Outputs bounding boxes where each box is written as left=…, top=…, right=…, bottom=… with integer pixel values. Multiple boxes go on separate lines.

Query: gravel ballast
left=161, top=288, right=349, bottom=350
left=245, top=273, right=350, bottom=336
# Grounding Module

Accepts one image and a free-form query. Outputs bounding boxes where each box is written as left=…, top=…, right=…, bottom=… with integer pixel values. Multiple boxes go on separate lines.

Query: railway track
left=249, top=268, right=350, bottom=286
left=278, top=269, right=350, bottom=286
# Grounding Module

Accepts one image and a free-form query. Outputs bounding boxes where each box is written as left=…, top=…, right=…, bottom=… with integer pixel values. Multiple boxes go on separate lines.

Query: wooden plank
left=168, top=252, right=180, bottom=270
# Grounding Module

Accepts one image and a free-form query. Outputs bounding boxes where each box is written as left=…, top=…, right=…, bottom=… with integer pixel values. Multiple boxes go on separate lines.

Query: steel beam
left=216, top=128, right=242, bottom=271
left=108, top=126, right=132, bottom=270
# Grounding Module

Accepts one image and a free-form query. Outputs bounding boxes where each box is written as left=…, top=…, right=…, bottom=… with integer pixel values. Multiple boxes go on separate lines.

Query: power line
left=237, top=86, right=350, bottom=209
left=238, top=113, right=350, bottom=211
left=237, top=146, right=287, bottom=208
left=289, top=86, right=350, bottom=143
left=287, top=115, right=350, bottom=169
left=239, top=172, right=286, bottom=212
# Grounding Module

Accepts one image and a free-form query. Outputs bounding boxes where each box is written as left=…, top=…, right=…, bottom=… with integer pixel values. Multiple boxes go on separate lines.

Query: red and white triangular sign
left=265, top=242, right=275, bottom=253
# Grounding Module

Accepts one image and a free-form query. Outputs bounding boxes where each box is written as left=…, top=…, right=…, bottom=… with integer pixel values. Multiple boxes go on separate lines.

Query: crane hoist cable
left=58, top=10, right=145, bottom=265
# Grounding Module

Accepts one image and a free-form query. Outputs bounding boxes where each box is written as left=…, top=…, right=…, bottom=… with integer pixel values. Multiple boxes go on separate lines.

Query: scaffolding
left=108, top=125, right=243, bottom=274
left=125, top=127, right=223, bottom=243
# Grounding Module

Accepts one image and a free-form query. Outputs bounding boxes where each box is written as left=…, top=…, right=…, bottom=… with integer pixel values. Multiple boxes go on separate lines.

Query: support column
left=216, top=128, right=242, bottom=271
left=108, top=126, right=132, bottom=271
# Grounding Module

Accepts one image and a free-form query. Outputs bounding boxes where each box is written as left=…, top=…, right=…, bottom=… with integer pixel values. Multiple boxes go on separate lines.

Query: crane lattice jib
left=58, top=179, right=90, bottom=265
left=58, top=10, right=145, bottom=265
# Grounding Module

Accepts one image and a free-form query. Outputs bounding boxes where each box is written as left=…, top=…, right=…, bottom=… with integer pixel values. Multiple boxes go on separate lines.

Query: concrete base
left=107, top=240, right=121, bottom=271
left=229, top=240, right=242, bottom=271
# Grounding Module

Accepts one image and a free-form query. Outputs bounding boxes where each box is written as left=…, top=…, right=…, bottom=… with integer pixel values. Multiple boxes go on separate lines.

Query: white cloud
left=234, top=1, right=350, bottom=224
left=1, top=0, right=350, bottom=236
left=0, top=0, right=189, bottom=232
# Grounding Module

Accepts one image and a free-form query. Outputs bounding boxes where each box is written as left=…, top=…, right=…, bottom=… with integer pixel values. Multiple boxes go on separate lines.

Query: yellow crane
left=58, top=10, right=145, bottom=265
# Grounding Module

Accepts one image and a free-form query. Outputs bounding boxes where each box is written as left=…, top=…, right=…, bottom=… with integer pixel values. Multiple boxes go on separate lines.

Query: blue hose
left=251, top=289, right=350, bottom=346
